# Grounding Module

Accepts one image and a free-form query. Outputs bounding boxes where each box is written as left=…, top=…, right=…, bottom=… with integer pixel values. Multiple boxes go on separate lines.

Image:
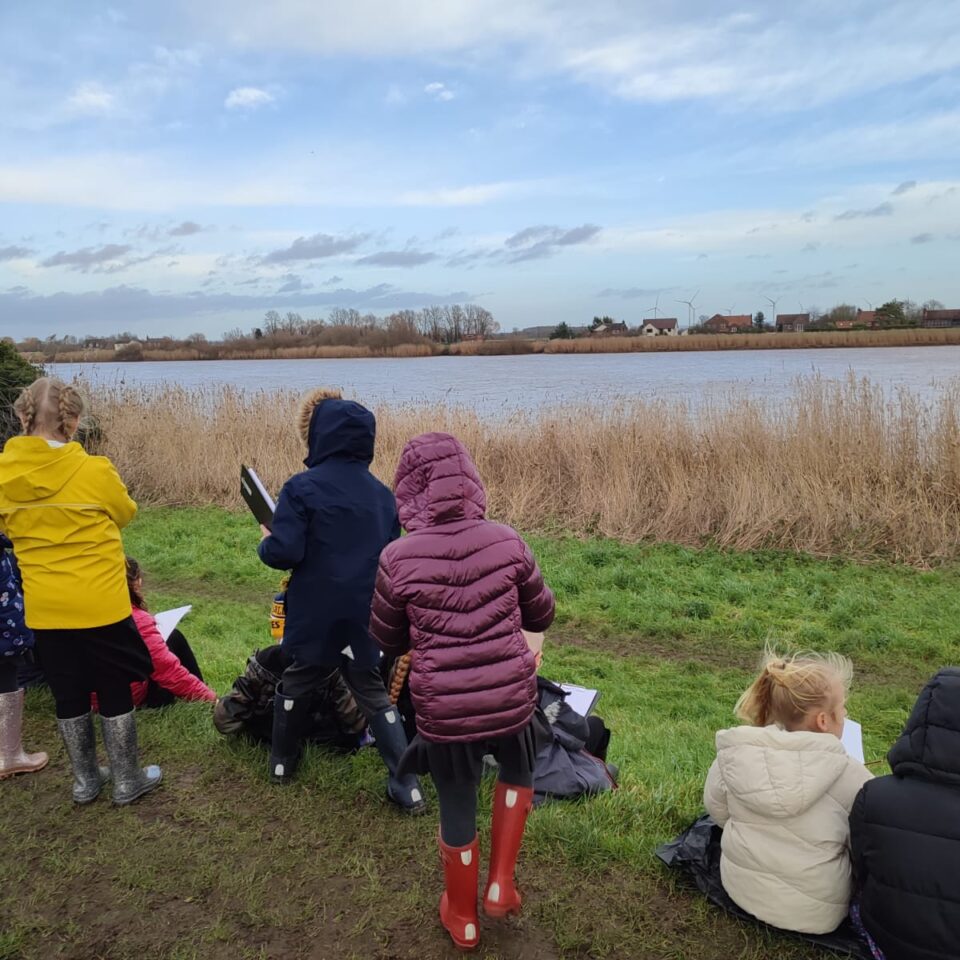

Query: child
left=0, top=533, right=47, bottom=778
left=91, top=558, right=216, bottom=711
left=849, top=668, right=960, bottom=960
left=704, top=649, right=872, bottom=935
left=369, top=432, right=555, bottom=951
left=257, top=387, right=425, bottom=813
left=0, top=377, right=161, bottom=805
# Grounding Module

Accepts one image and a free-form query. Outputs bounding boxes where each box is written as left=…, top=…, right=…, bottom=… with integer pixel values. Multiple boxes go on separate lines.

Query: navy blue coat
left=1, top=534, right=33, bottom=657
left=258, top=400, right=399, bottom=668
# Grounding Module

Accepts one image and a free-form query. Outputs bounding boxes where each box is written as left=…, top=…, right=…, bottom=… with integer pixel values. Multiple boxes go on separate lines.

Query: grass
left=4, top=506, right=960, bottom=959
left=86, top=377, right=960, bottom=565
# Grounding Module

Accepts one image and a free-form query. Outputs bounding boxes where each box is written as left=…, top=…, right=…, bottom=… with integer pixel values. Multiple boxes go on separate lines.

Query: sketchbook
left=241, top=465, right=276, bottom=530
left=560, top=683, right=601, bottom=718
left=841, top=718, right=864, bottom=763
left=154, top=605, right=192, bottom=643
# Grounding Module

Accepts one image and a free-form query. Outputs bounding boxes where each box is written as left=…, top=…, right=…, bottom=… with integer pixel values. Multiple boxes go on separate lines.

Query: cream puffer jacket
left=704, top=724, right=873, bottom=934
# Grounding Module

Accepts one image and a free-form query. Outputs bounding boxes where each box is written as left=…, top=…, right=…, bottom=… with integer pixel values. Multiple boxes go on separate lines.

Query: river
left=50, top=346, right=960, bottom=414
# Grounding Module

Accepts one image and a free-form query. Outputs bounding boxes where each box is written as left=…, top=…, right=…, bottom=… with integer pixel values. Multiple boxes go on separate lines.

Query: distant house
left=82, top=337, right=111, bottom=349
left=834, top=318, right=856, bottom=330
left=921, top=308, right=960, bottom=328
left=591, top=320, right=629, bottom=336
left=776, top=313, right=809, bottom=333
left=113, top=337, right=142, bottom=352
left=641, top=318, right=678, bottom=337
left=704, top=314, right=753, bottom=334
left=855, top=309, right=879, bottom=329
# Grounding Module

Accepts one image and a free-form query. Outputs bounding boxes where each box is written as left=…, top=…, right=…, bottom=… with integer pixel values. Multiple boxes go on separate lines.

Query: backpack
left=0, top=541, right=32, bottom=658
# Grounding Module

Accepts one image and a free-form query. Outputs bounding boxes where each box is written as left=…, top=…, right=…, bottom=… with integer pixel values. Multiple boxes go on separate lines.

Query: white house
left=641, top=318, right=679, bottom=336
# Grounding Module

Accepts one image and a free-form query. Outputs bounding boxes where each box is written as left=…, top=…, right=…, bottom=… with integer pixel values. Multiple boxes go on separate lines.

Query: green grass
left=4, top=506, right=960, bottom=959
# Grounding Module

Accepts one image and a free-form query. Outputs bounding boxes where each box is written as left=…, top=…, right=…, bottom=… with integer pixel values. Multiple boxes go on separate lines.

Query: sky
left=1, top=0, right=959, bottom=339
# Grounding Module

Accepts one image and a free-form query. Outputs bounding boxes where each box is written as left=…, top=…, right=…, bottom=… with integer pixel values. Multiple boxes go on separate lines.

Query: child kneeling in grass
left=704, top=648, right=872, bottom=935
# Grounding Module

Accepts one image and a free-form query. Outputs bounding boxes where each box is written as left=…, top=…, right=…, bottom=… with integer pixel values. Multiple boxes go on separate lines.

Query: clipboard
left=241, top=465, right=276, bottom=530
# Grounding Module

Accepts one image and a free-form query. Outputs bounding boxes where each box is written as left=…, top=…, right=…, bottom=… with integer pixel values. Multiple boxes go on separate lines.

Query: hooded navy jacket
left=850, top=668, right=960, bottom=960
left=258, top=400, right=399, bottom=668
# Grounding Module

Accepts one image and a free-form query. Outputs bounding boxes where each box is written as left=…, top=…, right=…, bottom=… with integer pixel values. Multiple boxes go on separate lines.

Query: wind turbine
left=644, top=293, right=661, bottom=321
left=763, top=295, right=779, bottom=330
left=675, top=289, right=699, bottom=331
left=862, top=298, right=874, bottom=310
left=724, top=304, right=736, bottom=316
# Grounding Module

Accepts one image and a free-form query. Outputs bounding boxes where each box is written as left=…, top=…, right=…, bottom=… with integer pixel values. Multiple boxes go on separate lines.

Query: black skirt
left=397, top=711, right=552, bottom=784
left=33, top=617, right=153, bottom=699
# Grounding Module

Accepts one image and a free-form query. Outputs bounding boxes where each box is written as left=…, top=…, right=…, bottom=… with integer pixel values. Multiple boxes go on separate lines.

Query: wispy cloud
left=168, top=221, right=206, bottom=236
left=225, top=86, right=275, bottom=110
left=0, top=245, right=33, bottom=261
left=355, top=250, right=438, bottom=267
left=911, top=232, right=935, bottom=244
left=503, top=223, right=601, bottom=262
left=276, top=273, right=312, bottom=292
left=892, top=180, right=918, bottom=196
left=261, top=232, right=369, bottom=264
left=396, top=182, right=519, bottom=206
left=598, top=286, right=668, bottom=299
left=66, top=81, right=116, bottom=115
left=40, top=243, right=133, bottom=272
left=424, top=82, right=455, bottom=102
left=834, top=203, right=894, bottom=221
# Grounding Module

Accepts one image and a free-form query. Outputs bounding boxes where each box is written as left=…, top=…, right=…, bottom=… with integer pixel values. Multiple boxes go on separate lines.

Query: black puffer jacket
left=850, top=668, right=960, bottom=960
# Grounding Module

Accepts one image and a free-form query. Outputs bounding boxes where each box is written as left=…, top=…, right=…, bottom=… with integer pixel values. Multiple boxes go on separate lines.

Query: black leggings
left=0, top=656, right=20, bottom=694
left=143, top=629, right=204, bottom=709
left=434, top=756, right=534, bottom=848
left=279, top=656, right=390, bottom=720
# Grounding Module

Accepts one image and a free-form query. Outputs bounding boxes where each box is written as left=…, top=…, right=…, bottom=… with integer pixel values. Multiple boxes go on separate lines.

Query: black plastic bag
left=656, top=815, right=868, bottom=958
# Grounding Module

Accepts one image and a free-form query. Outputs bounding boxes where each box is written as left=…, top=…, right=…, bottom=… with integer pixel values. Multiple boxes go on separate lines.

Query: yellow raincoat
left=0, top=437, right=136, bottom=629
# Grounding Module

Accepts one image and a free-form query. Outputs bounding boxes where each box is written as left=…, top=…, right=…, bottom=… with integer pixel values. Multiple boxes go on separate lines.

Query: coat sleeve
left=98, top=458, right=137, bottom=528
left=517, top=540, right=556, bottom=632
left=258, top=483, right=307, bottom=570
left=138, top=613, right=217, bottom=702
left=832, top=758, right=875, bottom=813
left=369, top=552, right=410, bottom=657
left=848, top=784, right=869, bottom=888
left=704, top=757, right=730, bottom=826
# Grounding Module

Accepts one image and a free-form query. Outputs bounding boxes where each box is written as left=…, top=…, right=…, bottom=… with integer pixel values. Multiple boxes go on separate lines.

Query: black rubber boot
left=269, top=685, right=311, bottom=784
left=368, top=706, right=427, bottom=815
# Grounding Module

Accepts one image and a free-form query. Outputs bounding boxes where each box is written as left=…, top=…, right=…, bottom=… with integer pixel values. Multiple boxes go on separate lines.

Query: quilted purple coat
left=369, top=432, right=555, bottom=743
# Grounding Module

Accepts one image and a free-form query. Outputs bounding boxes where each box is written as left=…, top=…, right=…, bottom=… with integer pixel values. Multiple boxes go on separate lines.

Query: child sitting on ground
left=704, top=648, right=872, bottom=935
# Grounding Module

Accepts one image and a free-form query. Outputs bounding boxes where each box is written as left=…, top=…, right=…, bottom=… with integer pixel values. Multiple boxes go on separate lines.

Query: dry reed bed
left=88, top=379, right=960, bottom=565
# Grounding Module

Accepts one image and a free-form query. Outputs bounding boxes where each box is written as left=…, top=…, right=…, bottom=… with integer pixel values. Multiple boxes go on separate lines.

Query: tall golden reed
left=87, top=378, right=960, bottom=565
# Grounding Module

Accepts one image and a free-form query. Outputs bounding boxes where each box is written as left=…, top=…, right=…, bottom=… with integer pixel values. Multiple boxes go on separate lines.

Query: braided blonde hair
left=298, top=386, right=342, bottom=443
left=13, top=377, right=86, bottom=441
left=735, top=646, right=852, bottom=730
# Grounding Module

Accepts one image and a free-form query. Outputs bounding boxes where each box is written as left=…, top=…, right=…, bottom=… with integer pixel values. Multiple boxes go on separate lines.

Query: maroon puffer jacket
left=369, top=432, right=555, bottom=743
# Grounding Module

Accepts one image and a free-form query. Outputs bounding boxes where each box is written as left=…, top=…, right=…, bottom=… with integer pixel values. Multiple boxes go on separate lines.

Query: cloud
left=276, top=274, right=312, bottom=293
left=385, top=84, right=406, bottom=105
left=424, top=82, right=455, bottom=102
left=224, top=86, right=275, bottom=110
left=503, top=223, right=601, bottom=261
left=168, top=221, right=205, bottom=236
left=0, top=283, right=473, bottom=332
left=801, top=241, right=821, bottom=252
left=396, top=182, right=519, bottom=206
left=261, top=232, right=369, bottom=264
left=323, top=275, right=344, bottom=286
left=66, top=82, right=117, bottom=115
left=40, top=243, right=133, bottom=272
left=355, top=250, right=438, bottom=267
left=0, top=245, right=33, bottom=261
left=834, top=203, right=894, bottom=221
left=911, top=232, right=935, bottom=244
left=892, top=180, right=918, bottom=196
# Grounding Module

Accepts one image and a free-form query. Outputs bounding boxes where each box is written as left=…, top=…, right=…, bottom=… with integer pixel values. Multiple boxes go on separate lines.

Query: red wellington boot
left=439, top=833, right=480, bottom=951
left=483, top=781, right=534, bottom=918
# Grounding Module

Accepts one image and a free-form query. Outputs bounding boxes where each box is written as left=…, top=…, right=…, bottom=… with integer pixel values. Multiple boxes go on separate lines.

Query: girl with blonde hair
left=0, top=378, right=161, bottom=805
left=704, top=648, right=872, bottom=935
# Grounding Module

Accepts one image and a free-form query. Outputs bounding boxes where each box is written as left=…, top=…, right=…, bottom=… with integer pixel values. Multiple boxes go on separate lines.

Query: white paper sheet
left=154, top=605, right=192, bottom=643
left=841, top=718, right=864, bottom=763
left=559, top=683, right=600, bottom=717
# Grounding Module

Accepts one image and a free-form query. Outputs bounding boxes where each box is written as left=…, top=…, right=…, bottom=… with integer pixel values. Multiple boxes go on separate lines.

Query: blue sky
left=2, top=0, right=959, bottom=338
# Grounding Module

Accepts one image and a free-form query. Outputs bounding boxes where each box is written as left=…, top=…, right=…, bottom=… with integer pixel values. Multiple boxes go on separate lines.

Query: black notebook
left=240, top=465, right=276, bottom=530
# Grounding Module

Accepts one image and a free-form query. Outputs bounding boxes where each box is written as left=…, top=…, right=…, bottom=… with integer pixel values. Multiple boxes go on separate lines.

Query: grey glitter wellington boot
left=0, top=689, right=48, bottom=779
left=57, top=712, right=110, bottom=804
left=99, top=710, right=162, bottom=805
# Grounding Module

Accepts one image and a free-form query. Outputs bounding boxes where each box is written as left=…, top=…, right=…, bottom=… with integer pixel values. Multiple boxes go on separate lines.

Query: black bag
left=214, top=645, right=365, bottom=752
left=656, top=815, right=869, bottom=958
